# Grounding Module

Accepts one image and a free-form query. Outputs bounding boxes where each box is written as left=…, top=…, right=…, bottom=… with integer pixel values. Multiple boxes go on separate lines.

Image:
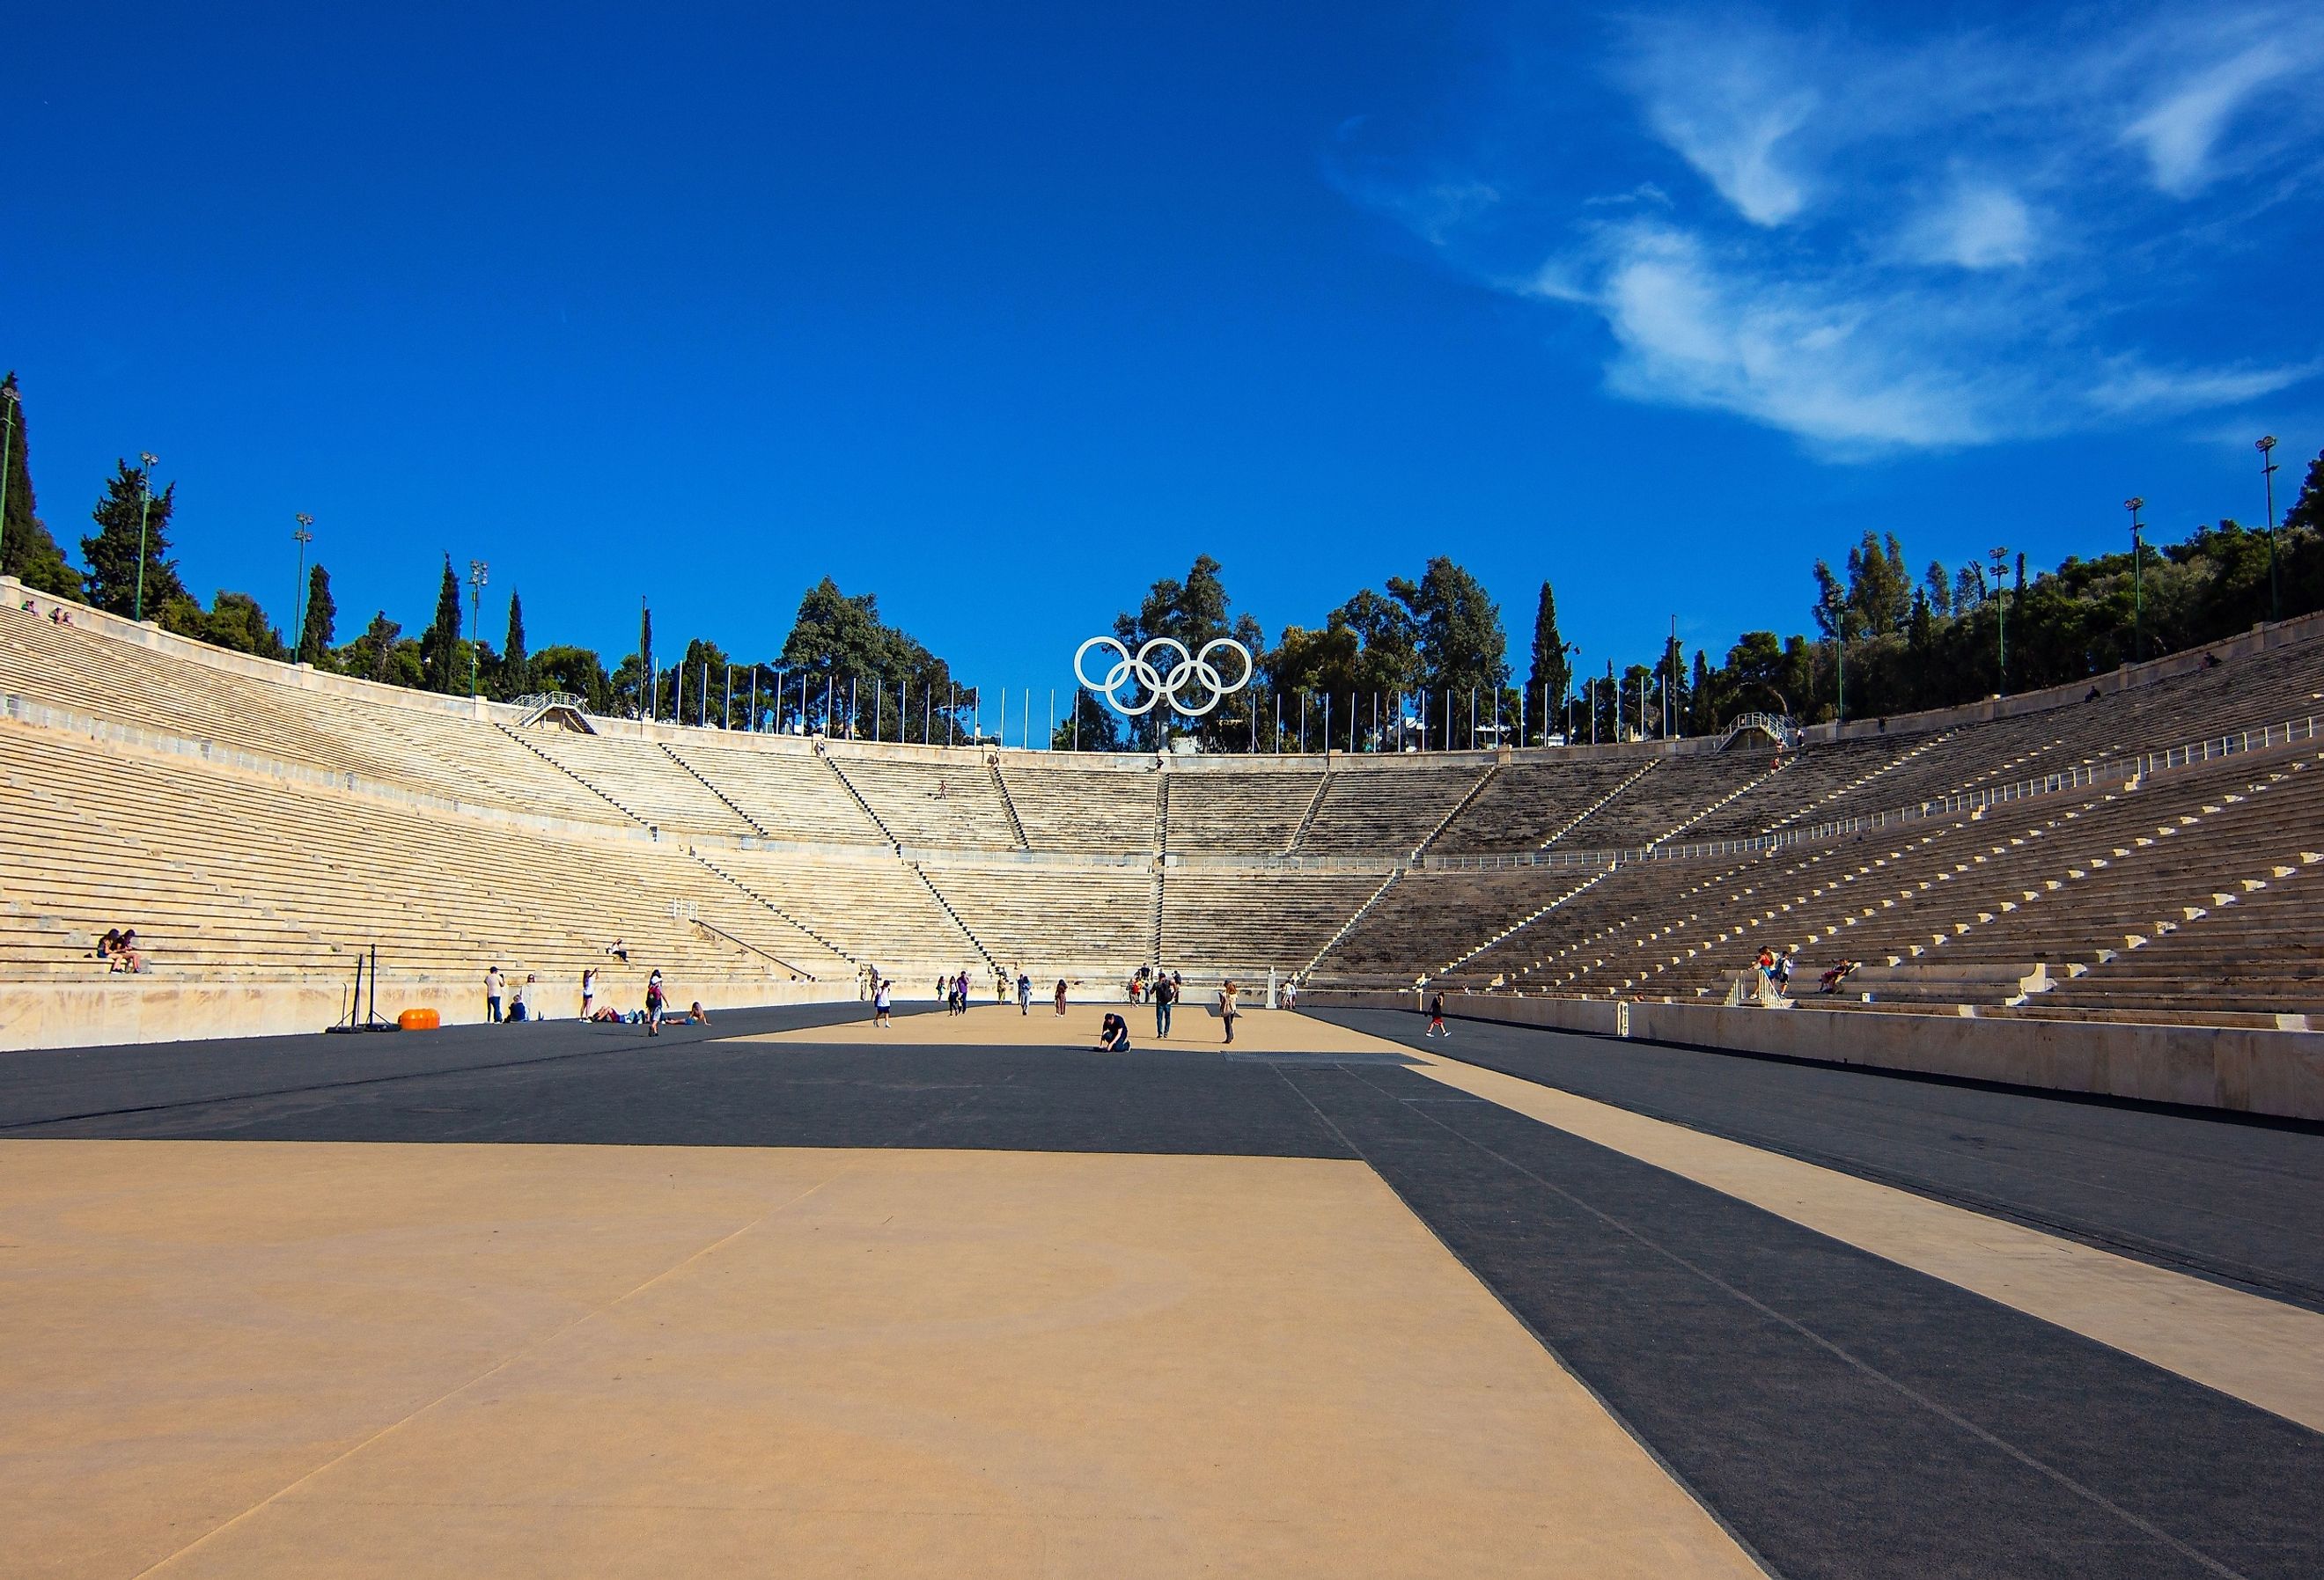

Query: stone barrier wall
left=1303, top=990, right=2324, bottom=1121
left=0, top=977, right=860, bottom=1053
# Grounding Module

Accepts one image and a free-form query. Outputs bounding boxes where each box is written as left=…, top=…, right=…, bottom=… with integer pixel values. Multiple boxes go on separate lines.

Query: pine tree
left=81, top=459, right=188, bottom=618
left=421, top=555, right=463, bottom=692
left=502, top=591, right=528, bottom=696
left=0, top=373, right=84, bottom=599
left=346, top=612, right=404, bottom=683
left=1523, top=580, right=1568, bottom=733
left=298, top=564, right=336, bottom=665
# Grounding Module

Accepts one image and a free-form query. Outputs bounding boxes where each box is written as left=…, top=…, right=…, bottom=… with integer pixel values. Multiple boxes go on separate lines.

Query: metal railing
left=1423, top=711, right=2320, bottom=872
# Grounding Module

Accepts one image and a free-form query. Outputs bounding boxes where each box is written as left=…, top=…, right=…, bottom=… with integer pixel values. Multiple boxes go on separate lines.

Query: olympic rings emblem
left=1074, top=636, right=1254, bottom=717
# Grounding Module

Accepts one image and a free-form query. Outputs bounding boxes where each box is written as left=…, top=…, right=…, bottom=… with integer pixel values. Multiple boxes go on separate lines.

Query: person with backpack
left=1425, top=990, right=1449, bottom=1038
left=644, top=970, right=666, bottom=1037
left=1154, top=971, right=1176, bottom=1040
left=873, top=979, right=893, bottom=1027
left=1016, top=971, right=1032, bottom=1014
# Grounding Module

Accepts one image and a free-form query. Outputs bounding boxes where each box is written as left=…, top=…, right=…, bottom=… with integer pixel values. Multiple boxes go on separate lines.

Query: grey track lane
left=1275, top=1058, right=2324, bottom=1580
left=1312, top=1006, right=2324, bottom=1312
left=13, top=1015, right=2320, bottom=1576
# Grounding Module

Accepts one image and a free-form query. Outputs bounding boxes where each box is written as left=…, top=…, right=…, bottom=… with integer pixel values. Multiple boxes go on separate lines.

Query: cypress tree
left=423, top=555, right=463, bottom=691
left=503, top=591, right=528, bottom=695
left=1524, top=580, right=1569, bottom=729
left=298, top=564, right=336, bottom=665
left=0, top=373, right=84, bottom=599
left=81, top=459, right=188, bottom=618
left=638, top=600, right=654, bottom=717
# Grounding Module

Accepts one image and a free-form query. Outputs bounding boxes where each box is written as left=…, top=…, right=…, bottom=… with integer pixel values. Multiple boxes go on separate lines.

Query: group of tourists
left=95, top=928, right=146, bottom=973
left=1754, top=948, right=1798, bottom=996
left=480, top=965, right=703, bottom=1033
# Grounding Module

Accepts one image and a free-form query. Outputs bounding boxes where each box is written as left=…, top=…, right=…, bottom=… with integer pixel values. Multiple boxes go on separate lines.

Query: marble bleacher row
left=4, top=591, right=2322, bottom=1019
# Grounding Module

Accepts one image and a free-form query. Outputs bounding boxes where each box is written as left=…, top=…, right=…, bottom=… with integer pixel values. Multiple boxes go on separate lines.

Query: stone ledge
left=1302, top=989, right=2324, bottom=1121
left=0, top=977, right=858, bottom=1053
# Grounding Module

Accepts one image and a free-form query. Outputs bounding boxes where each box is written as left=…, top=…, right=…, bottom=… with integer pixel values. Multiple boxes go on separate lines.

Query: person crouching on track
left=1095, top=1011, right=1132, bottom=1051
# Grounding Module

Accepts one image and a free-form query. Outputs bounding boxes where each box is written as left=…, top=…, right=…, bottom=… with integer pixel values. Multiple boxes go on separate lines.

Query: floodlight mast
left=467, top=561, right=489, bottom=696
left=0, top=384, right=20, bottom=570
left=291, top=515, right=315, bottom=659
left=2258, top=437, right=2280, bottom=623
left=135, top=453, right=159, bottom=622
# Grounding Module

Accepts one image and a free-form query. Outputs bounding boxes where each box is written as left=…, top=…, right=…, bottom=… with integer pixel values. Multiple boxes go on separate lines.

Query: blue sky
left=7, top=1, right=2320, bottom=697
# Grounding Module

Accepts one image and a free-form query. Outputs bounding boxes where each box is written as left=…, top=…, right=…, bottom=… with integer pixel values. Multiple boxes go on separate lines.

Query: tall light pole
left=291, top=514, right=314, bottom=660
left=467, top=560, right=489, bottom=696
left=0, top=383, right=20, bottom=570
left=134, top=453, right=159, bottom=621
left=1988, top=544, right=2011, bottom=694
left=2124, top=498, right=2145, bottom=662
left=2258, top=437, right=2281, bottom=623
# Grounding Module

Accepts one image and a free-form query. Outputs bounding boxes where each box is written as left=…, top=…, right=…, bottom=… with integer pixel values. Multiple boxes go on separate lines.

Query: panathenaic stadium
left=6, top=576, right=2324, bottom=1579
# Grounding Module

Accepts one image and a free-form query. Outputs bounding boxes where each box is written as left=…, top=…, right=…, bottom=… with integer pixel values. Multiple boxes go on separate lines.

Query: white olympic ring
left=1074, top=636, right=1254, bottom=717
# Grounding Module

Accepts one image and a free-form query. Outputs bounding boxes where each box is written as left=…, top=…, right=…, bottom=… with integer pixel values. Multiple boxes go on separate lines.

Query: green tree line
left=9, top=370, right=2321, bottom=748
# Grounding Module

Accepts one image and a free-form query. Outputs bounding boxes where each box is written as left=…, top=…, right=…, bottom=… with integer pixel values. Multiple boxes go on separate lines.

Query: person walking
left=1218, top=979, right=1239, bottom=1046
left=1425, top=990, right=1449, bottom=1038
left=874, top=978, right=893, bottom=1027
left=1774, top=950, right=1797, bottom=996
left=1054, top=978, right=1069, bottom=1017
left=1017, top=971, right=1032, bottom=1015
left=1154, top=971, right=1175, bottom=1040
left=644, top=970, right=666, bottom=1037
left=579, top=966, right=597, bottom=1021
left=483, top=966, right=505, bottom=1024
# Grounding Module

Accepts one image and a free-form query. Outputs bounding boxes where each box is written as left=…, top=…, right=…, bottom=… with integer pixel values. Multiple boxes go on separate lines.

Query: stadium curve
left=4, top=573, right=2323, bottom=1575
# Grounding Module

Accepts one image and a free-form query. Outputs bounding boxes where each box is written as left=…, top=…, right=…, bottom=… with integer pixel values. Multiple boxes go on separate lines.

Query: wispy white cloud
left=1615, top=22, right=1821, bottom=224
left=1571, top=223, right=2007, bottom=452
left=1337, top=2, right=2324, bottom=455
left=2123, top=41, right=2299, bottom=195
left=2086, top=356, right=2318, bottom=415
left=1898, top=180, right=2041, bottom=270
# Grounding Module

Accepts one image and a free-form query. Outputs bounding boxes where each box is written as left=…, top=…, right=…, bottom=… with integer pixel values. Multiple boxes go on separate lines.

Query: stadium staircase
left=820, top=751, right=902, bottom=849
left=1287, top=773, right=1331, bottom=853
left=1150, top=868, right=1166, bottom=967
left=1433, top=871, right=1609, bottom=984
left=495, top=724, right=641, bottom=826
left=1761, top=728, right=1961, bottom=833
left=661, top=744, right=773, bottom=836
left=687, top=852, right=861, bottom=970
left=1298, top=869, right=1406, bottom=980
left=989, top=761, right=1031, bottom=849
left=1154, top=776, right=1170, bottom=856
left=1651, top=757, right=1791, bottom=849
left=1414, top=764, right=1499, bottom=857
left=1540, top=760, right=1658, bottom=849
left=907, top=863, right=1004, bottom=973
